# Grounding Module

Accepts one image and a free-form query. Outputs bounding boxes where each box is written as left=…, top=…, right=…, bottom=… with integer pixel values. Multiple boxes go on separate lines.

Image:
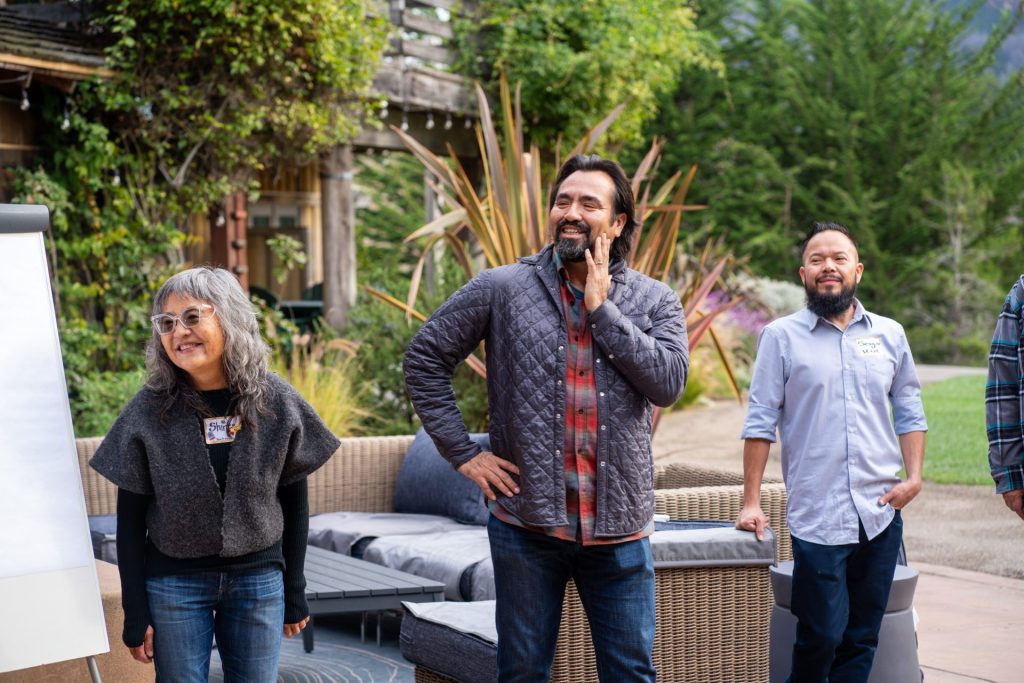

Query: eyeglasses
left=151, top=304, right=216, bottom=335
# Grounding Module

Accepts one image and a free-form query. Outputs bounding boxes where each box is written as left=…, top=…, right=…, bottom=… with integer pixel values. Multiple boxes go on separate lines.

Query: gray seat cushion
left=88, top=515, right=117, bottom=564
left=307, top=511, right=471, bottom=556
left=401, top=601, right=497, bottom=683
left=650, top=521, right=777, bottom=568
left=393, top=428, right=490, bottom=525
left=362, top=528, right=493, bottom=601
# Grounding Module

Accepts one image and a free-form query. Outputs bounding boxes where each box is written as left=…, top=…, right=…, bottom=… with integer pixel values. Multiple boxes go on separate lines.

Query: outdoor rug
left=210, top=613, right=414, bottom=683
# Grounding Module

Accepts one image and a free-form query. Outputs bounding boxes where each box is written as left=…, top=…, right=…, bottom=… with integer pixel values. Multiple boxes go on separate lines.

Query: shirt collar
left=552, top=250, right=585, bottom=298
left=802, top=298, right=872, bottom=331
left=552, top=248, right=566, bottom=274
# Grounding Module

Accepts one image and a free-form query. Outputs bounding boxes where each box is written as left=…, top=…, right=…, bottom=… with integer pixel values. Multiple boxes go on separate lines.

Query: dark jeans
left=487, top=515, right=656, bottom=683
left=788, top=512, right=903, bottom=683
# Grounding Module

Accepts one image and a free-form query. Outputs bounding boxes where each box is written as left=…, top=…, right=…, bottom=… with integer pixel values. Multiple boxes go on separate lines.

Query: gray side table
left=303, top=545, right=445, bottom=651
left=769, top=560, right=919, bottom=683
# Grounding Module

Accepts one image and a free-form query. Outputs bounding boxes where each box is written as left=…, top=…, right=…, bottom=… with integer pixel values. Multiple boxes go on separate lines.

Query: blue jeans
left=146, top=568, right=285, bottom=683
left=788, top=512, right=903, bottom=683
left=487, top=515, right=656, bottom=683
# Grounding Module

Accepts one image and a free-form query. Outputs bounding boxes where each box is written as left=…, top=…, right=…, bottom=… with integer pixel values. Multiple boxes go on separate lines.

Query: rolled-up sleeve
left=890, top=328, right=928, bottom=435
left=742, top=326, right=785, bottom=442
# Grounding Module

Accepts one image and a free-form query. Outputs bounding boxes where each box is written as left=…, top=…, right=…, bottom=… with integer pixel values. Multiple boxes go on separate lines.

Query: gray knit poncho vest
left=90, top=372, right=340, bottom=558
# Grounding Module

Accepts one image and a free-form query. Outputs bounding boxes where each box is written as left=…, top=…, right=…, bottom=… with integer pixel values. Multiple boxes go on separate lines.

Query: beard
left=554, top=219, right=591, bottom=262
left=805, top=277, right=858, bottom=319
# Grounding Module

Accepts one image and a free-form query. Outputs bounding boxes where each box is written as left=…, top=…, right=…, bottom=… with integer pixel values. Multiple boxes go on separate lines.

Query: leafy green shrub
left=907, top=323, right=989, bottom=366
left=456, top=0, right=721, bottom=148
left=70, top=369, right=146, bottom=438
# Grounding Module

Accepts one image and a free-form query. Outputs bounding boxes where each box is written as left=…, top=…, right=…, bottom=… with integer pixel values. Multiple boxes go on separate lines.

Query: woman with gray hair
left=90, top=266, right=340, bottom=682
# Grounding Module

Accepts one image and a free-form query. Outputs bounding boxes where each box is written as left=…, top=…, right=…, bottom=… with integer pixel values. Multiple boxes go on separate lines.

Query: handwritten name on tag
left=854, top=336, right=884, bottom=358
left=204, top=415, right=242, bottom=445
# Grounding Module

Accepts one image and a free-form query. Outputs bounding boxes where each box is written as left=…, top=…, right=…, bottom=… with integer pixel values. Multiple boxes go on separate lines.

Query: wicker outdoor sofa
left=77, top=435, right=790, bottom=683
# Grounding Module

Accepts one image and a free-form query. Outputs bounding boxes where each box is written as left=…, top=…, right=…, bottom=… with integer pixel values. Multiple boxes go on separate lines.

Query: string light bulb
left=19, top=88, right=29, bottom=111
left=61, top=98, right=70, bottom=131
left=378, top=99, right=389, bottom=119
left=444, top=112, right=453, bottom=130
left=111, top=169, right=121, bottom=187
left=425, top=112, right=435, bottom=130
left=401, top=111, right=409, bottom=131
left=464, top=116, right=472, bottom=130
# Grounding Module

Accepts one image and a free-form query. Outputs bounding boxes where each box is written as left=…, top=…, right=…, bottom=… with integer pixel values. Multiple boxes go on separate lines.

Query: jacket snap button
left=601, top=425, right=607, bottom=431
left=596, top=358, right=601, bottom=363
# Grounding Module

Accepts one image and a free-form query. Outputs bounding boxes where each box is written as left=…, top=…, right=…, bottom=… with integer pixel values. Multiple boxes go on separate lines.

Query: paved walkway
left=652, top=365, right=1023, bottom=682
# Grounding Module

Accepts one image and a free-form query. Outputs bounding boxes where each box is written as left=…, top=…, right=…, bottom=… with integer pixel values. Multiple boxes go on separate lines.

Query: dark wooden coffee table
left=303, top=545, right=445, bottom=651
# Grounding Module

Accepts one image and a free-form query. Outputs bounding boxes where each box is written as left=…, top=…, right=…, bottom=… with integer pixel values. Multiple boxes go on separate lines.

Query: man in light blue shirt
left=738, top=222, right=927, bottom=683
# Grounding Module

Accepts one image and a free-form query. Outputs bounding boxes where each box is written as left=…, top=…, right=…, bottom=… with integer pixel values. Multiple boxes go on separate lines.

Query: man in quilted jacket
left=404, top=154, right=689, bottom=682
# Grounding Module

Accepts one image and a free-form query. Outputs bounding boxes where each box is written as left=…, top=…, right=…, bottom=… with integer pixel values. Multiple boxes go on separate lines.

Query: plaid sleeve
left=986, top=276, right=1024, bottom=493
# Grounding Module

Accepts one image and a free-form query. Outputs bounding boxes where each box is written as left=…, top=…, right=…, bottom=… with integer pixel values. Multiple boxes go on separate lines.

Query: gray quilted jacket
left=404, top=244, right=689, bottom=537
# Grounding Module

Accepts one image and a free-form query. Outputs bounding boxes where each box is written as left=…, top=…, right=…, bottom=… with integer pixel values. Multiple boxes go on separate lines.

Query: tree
left=456, top=0, right=722, bottom=150
left=633, top=0, right=1024, bottom=340
left=97, top=0, right=390, bottom=225
left=12, top=1, right=390, bottom=428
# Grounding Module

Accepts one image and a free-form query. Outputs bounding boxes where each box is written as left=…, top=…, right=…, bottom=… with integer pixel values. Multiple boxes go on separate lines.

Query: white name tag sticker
left=854, top=336, right=884, bottom=358
left=204, top=415, right=242, bottom=445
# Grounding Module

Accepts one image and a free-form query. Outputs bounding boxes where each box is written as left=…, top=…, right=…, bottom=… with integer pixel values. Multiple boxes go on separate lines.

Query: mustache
left=556, top=219, right=590, bottom=235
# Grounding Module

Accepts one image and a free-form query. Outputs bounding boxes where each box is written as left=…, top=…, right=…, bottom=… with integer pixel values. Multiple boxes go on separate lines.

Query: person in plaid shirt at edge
left=404, top=154, right=689, bottom=682
left=986, top=276, right=1024, bottom=521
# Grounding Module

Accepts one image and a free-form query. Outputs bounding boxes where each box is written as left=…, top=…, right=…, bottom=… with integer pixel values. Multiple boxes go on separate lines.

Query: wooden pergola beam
left=0, top=53, right=113, bottom=80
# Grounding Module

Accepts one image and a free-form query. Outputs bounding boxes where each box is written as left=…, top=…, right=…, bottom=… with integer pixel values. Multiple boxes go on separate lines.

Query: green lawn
left=920, top=374, right=992, bottom=486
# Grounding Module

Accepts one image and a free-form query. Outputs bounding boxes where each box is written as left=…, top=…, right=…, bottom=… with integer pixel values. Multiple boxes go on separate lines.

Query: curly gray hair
left=145, top=266, right=270, bottom=424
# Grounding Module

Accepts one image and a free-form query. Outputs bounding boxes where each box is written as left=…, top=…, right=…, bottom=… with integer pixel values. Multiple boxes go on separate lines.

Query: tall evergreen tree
left=637, top=0, right=1023, bottom=358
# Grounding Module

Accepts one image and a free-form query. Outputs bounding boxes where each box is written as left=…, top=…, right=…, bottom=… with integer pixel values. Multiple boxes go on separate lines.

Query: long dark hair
left=549, top=154, right=639, bottom=263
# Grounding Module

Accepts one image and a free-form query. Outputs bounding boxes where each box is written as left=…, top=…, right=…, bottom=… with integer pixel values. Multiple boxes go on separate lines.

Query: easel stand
left=86, top=656, right=103, bottom=683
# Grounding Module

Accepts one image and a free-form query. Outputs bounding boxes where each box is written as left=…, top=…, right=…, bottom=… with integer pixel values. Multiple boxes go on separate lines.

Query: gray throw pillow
left=393, top=428, right=490, bottom=525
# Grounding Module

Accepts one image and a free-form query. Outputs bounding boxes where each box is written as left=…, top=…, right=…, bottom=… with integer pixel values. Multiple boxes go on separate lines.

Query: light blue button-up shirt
left=742, top=302, right=928, bottom=545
